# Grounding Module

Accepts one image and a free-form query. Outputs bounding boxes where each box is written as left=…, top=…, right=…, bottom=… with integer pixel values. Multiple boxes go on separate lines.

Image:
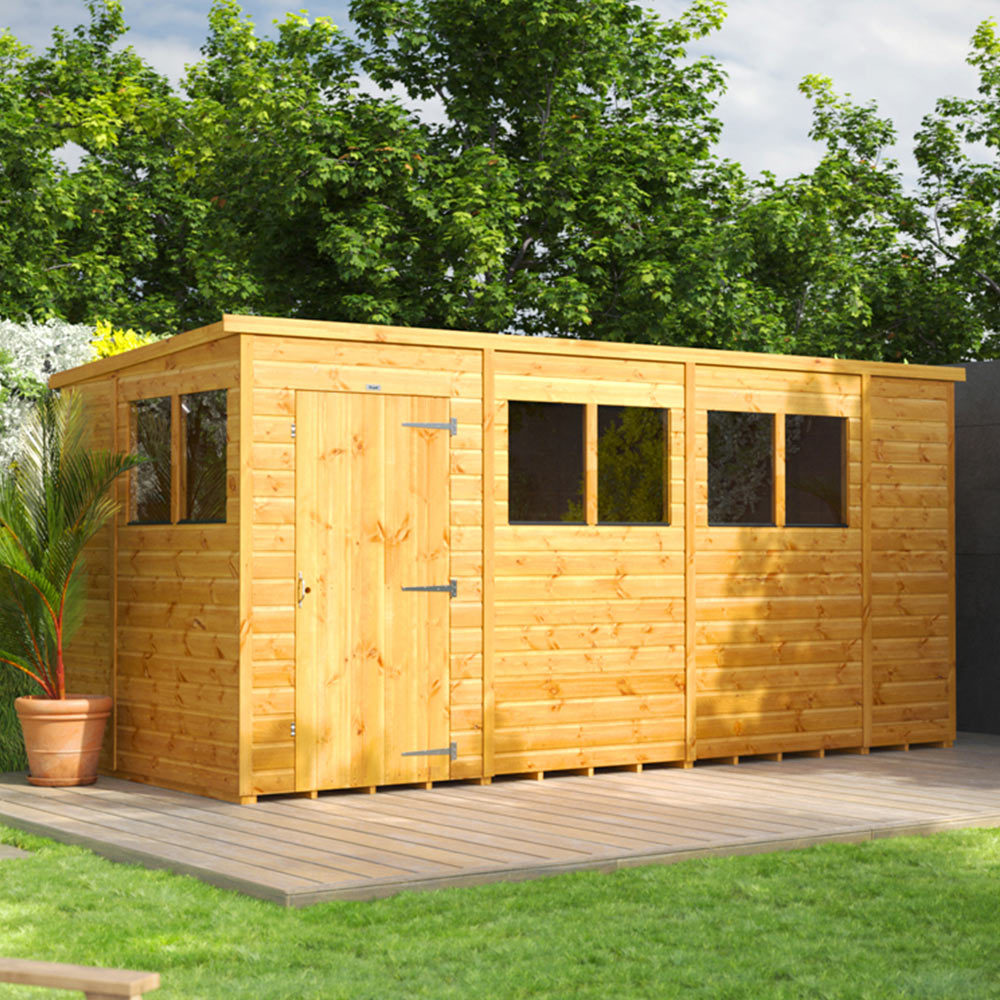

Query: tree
left=915, top=18, right=1000, bottom=353
left=0, top=1, right=190, bottom=330
left=172, top=0, right=517, bottom=329
left=0, top=0, right=991, bottom=363
left=350, top=0, right=732, bottom=337
left=716, top=76, right=983, bottom=362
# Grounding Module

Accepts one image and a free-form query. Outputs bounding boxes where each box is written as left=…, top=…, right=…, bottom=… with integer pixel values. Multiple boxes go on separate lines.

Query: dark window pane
left=131, top=397, right=171, bottom=523
left=508, top=401, right=584, bottom=523
left=598, top=406, right=669, bottom=524
left=182, top=389, right=227, bottom=523
left=708, top=411, right=774, bottom=525
left=785, top=415, right=846, bottom=526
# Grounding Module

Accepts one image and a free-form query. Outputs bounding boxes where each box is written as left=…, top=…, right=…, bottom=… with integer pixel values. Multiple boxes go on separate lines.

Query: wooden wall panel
left=246, top=362, right=296, bottom=795
left=248, top=338, right=486, bottom=790
left=693, top=367, right=865, bottom=758
left=54, top=317, right=961, bottom=800
left=868, top=377, right=954, bottom=746
left=112, top=341, right=241, bottom=800
left=450, top=395, right=486, bottom=779
left=62, top=379, right=116, bottom=769
left=491, top=363, right=687, bottom=774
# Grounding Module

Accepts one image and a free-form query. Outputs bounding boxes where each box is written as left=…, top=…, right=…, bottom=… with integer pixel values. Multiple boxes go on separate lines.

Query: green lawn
left=1, top=824, right=999, bottom=999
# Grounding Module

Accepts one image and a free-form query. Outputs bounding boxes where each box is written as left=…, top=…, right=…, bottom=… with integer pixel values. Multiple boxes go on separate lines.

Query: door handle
left=297, top=572, right=311, bottom=608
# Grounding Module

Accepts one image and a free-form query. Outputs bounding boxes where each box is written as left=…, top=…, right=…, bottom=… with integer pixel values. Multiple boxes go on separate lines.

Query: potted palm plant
left=0, top=391, right=142, bottom=786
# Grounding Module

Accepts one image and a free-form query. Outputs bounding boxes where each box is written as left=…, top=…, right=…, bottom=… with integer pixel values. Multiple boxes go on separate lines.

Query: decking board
left=1, top=734, right=997, bottom=905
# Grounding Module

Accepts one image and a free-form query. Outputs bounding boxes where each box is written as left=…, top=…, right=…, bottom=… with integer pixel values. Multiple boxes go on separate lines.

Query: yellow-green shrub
left=90, top=320, right=157, bottom=359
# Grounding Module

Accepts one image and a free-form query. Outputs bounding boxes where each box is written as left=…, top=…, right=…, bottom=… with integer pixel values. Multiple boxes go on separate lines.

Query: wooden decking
left=2, top=733, right=999, bottom=906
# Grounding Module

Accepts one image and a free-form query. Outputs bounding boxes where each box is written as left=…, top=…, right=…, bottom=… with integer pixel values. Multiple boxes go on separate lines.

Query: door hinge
left=290, top=722, right=296, bottom=738
left=400, top=579, right=457, bottom=598
left=402, top=742, right=457, bottom=761
left=401, top=417, right=457, bottom=436
left=291, top=421, right=296, bottom=439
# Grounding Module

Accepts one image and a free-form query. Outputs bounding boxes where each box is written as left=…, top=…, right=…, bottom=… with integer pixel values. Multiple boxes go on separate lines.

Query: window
left=597, top=406, right=669, bottom=524
left=785, top=415, right=846, bottom=526
left=181, top=390, right=227, bottom=523
left=708, top=411, right=774, bottom=525
left=129, top=389, right=228, bottom=525
left=130, top=397, right=171, bottom=523
left=508, top=401, right=584, bottom=523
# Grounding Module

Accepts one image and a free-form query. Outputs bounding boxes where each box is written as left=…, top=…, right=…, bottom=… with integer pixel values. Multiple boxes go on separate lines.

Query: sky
left=1, top=0, right=996, bottom=186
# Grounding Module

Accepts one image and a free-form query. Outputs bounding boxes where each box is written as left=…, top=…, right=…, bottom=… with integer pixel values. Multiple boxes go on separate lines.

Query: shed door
left=294, top=391, right=451, bottom=791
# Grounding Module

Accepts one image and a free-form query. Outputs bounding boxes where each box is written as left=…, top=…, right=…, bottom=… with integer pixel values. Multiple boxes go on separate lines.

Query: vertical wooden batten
left=684, top=362, right=697, bottom=764
left=110, top=374, right=120, bottom=771
left=238, top=334, right=255, bottom=800
left=947, top=381, right=957, bottom=740
left=481, top=348, right=496, bottom=778
left=585, top=403, right=598, bottom=526
left=169, top=394, right=182, bottom=526
left=773, top=412, right=786, bottom=527
left=861, top=372, right=873, bottom=749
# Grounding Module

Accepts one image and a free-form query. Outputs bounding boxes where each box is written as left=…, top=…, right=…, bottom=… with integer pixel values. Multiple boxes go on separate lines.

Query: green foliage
left=0, top=1, right=996, bottom=360
left=0, top=349, right=46, bottom=406
left=0, top=665, right=31, bottom=770
left=1, top=824, right=1000, bottom=997
left=0, top=318, right=97, bottom=468
left=172, top=0, right=516, bottom=327
left=914, top=18, right=1000, bottom=353
left=352, top=0, right=730, bottom=337
left=90, top=319, right=158, bottom=358
left=0, top=2, right=188, bottom=329
left=0, top=393, right=143, bottom=697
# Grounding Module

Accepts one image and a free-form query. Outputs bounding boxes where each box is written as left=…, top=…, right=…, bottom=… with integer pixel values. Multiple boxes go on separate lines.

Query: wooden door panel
left=295, top=391, right=450, bottom=791
left=383, top=396, right=451, bottom=783
left=353, top=392, right=385, bottom=788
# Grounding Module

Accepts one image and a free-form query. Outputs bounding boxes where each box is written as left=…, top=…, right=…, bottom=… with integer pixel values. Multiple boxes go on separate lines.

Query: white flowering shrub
left=0, top=319, right=101, bottom=466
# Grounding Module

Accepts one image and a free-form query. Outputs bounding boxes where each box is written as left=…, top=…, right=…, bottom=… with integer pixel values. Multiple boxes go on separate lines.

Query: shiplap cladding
left=62, top=378, right=117, bottom=770
left=52, top=316, right=960, bottom=803
left=248, top=335, right=482, bottom=796
left=490, top=353, right=687, bottom=774
left=694, top=366, right=864, bottom=759
left=868, top=376, right=955, bottom=746
left=115, top=337, right=240, bottom=799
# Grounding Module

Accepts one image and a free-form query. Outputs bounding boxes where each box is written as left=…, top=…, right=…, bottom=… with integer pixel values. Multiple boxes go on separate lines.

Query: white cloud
left=127, top=34, right=203, bottom=87
left=651, top=0, right=996, bottom=183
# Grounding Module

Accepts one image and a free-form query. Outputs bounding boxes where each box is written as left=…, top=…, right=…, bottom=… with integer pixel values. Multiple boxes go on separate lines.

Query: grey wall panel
left=956, top=361, right=1000, bottom=733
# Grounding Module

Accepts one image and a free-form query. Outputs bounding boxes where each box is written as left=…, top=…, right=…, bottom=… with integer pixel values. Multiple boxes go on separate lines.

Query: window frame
left=128, top=395, right=173, bottom=526
left=506, top=399, right=587, bottom=525
left=783, top=413, right=848, bottom=528
left=595, top=404, right=671, bottom=526
left=707, top=410, right=776, bottom=528
left=127, top=388, right=229, bottom=527
left=505, top=399, right=672, bottom=528
left=705, top=408, right=849, bottom=529
left=178, top=388, right=228, bottom=525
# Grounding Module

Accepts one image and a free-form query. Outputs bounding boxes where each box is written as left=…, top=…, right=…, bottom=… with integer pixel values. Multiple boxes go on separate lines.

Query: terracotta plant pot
left=14, top=694, right=112, bottom=787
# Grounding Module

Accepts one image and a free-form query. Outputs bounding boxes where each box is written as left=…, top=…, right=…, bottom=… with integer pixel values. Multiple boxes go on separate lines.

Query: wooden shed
left=52, top=315, right=963, bottom=803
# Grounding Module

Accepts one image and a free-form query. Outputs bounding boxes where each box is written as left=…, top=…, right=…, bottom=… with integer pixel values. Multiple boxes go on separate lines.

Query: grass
left=0, top=825, right=999, bottom=999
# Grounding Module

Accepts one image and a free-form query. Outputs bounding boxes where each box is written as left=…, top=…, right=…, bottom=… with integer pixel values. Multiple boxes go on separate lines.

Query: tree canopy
left=0, top=0, right=997, bottom=362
